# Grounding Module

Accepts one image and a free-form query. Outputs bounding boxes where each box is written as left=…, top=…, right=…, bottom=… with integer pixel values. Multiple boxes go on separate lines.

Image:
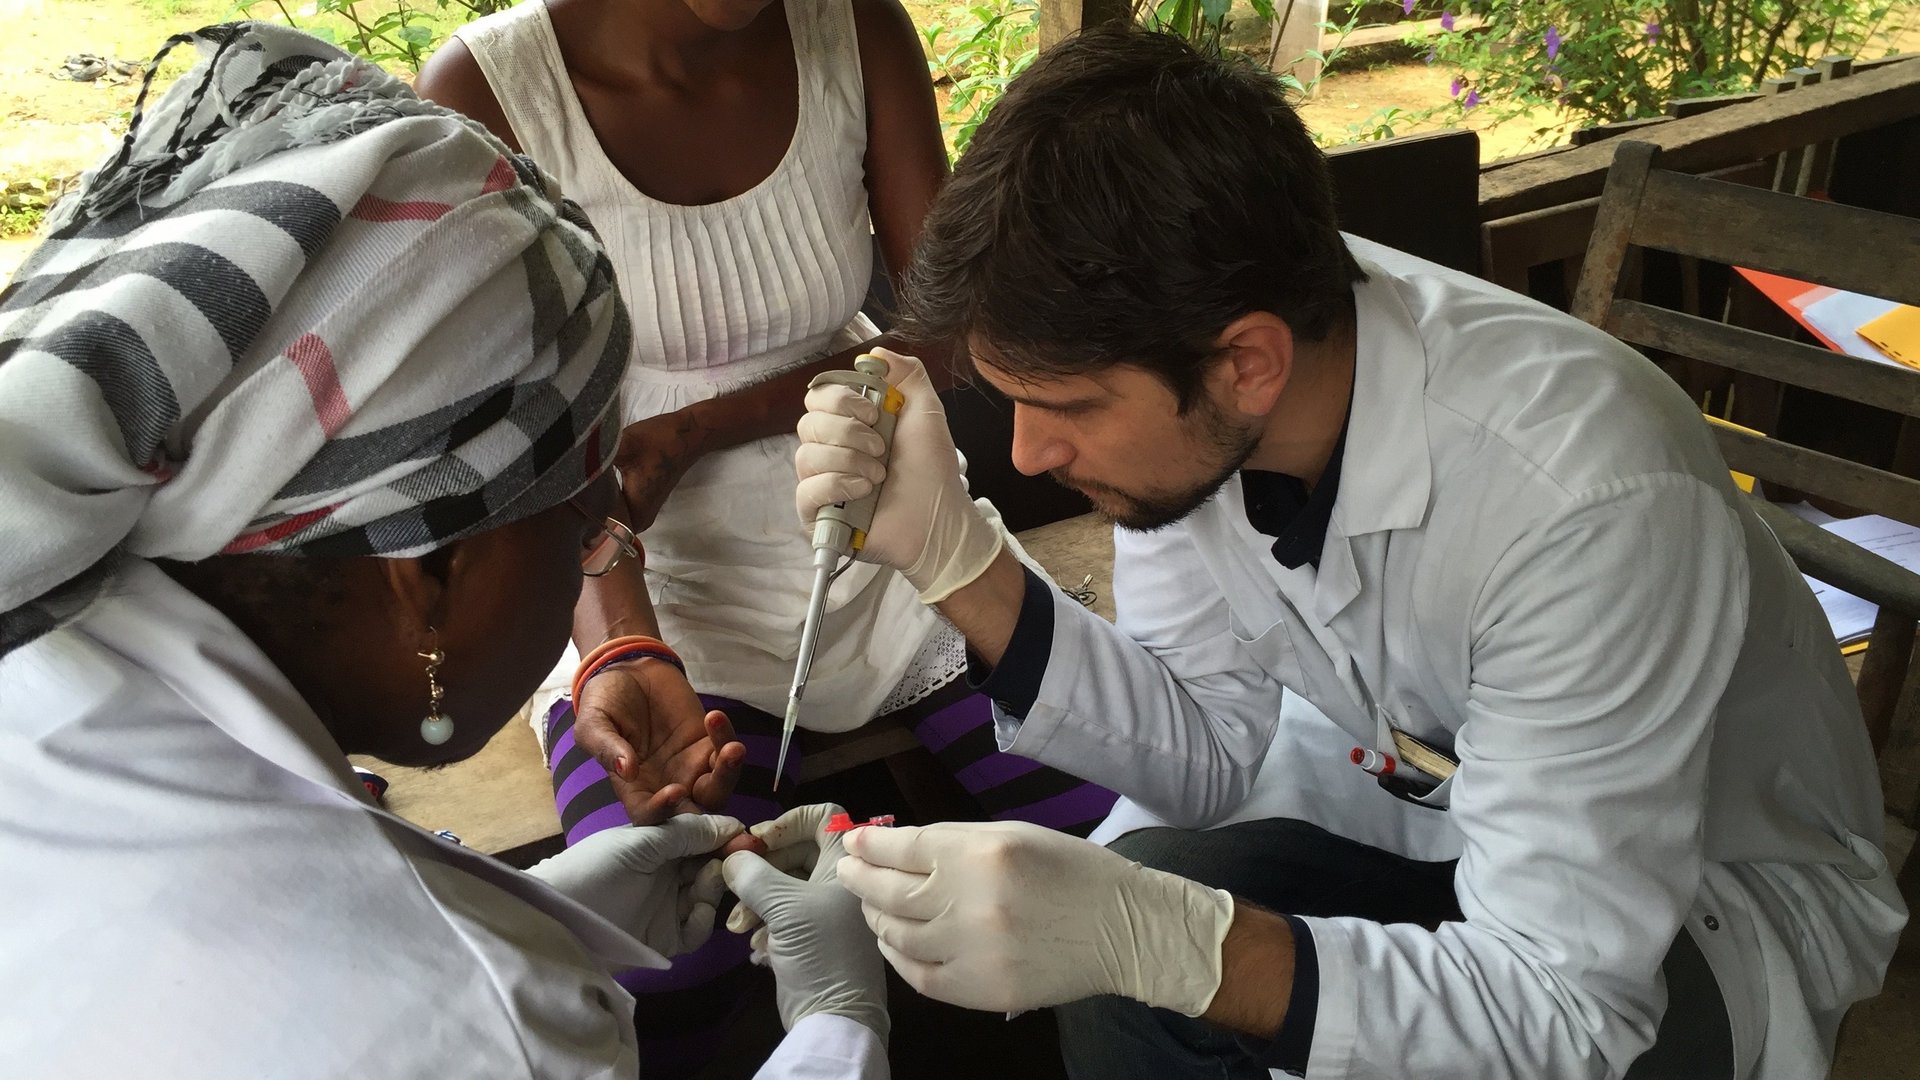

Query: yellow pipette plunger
left=777, top=355, right=903, bottom=789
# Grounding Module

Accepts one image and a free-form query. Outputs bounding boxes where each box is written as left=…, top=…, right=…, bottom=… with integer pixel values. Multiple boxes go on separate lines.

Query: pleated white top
left=459, top=0, right=873, bottom=396
left=458, top=1, right=966, bottom=727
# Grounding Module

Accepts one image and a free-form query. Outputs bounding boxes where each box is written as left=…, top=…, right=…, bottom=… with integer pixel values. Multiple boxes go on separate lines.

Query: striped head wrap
left=0, top=23, right=628, bottom=656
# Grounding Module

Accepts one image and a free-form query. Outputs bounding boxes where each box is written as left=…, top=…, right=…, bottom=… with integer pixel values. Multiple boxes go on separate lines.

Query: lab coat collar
left=1327, top=251, right=1434, bottom=543
left=68, top=561, right=670, bottom=973
left=1304, top=251, right=1433, bottom=633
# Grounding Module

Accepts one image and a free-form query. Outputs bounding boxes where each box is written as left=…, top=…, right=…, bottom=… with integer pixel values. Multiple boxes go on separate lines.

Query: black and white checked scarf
left=0, top=23, right=628, bottom=656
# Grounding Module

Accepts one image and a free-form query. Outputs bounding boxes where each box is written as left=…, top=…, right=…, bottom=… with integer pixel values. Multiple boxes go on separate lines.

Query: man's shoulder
left=1357, top=244, right=1722, bottom=504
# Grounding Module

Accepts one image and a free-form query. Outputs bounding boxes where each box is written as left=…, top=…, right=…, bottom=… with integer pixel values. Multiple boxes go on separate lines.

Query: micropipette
left=776, top=355, right=902, bottom=790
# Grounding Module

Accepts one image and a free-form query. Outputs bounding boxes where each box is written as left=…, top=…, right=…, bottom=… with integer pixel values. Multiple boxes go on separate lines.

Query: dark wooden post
left=1038, top=0, right=1132, bottom=50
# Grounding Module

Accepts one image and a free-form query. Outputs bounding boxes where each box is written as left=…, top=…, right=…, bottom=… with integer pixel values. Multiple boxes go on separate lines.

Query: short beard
left=1054, top=398, right=1259, bottom=532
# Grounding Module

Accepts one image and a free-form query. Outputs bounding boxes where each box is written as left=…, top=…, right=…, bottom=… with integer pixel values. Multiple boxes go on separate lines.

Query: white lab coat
left=1004, top=238, right=1908, bottom=1079
left=0, top=560, right=885, bottom=1080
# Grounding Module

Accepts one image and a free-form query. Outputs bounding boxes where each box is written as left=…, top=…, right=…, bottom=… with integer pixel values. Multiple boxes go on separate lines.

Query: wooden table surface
left=353, top=513, right=1117, bottom=856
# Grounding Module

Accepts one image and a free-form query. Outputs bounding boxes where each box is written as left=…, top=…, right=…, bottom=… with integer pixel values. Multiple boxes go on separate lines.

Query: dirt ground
left=0, top=0, right=223, bottom=275
left=0, top=0, right=222, bottom=182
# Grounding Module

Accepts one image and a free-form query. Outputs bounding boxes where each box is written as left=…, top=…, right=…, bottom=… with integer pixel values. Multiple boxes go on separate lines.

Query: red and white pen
left=1350, top=746, right=1397, bottom=776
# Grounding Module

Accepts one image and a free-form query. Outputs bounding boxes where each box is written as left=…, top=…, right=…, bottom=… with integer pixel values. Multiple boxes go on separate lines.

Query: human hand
left=723, top=804, right=888, bottom=1041
left=794, top=347, right=1004, bottom=603
left=614, top=410, right=705, bottom=532
left=721, top=802, right=844, bottom=948
left=572, top=658, right=746, bottom=825
left=837, top=820, right=1235, bottom=1016
left=527, top=814, right=744, bottom=959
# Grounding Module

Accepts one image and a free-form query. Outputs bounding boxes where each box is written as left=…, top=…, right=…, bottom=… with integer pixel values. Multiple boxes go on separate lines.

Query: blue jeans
left=1055, top=818, right=1731, bottom=1080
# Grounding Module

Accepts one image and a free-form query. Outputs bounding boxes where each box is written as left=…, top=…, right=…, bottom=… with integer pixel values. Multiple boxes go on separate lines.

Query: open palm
left=572, top=657, right=746, bottom=825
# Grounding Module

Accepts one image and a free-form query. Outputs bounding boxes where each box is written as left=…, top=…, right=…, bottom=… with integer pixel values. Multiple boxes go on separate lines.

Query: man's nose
left=1009, top=406, right=1073, bottom=477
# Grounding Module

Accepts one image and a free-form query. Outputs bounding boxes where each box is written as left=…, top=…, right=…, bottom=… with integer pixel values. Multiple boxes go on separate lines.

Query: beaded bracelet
left=570, top=634, right=686, bottom=706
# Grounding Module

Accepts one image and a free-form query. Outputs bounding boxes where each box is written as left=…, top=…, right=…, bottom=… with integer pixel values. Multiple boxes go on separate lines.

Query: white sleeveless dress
left=457, top=0, right=969, bottom=729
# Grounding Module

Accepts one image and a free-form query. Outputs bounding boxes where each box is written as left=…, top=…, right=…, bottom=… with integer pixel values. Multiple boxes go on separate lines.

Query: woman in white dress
left=416, top=2, right=1117, bottom=1071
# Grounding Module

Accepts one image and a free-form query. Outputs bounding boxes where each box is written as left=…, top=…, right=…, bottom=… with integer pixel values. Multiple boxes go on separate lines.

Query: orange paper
left=1858, top=304, right=1920, bottom=369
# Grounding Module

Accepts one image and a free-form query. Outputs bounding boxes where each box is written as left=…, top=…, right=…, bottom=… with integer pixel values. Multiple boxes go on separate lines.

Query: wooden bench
left=1573, top=140, right=1920, bottom=902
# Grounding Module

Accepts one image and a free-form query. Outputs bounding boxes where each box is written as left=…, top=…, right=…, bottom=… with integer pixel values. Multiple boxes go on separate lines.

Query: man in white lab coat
left=793, top=25, right=1909, bottom=1080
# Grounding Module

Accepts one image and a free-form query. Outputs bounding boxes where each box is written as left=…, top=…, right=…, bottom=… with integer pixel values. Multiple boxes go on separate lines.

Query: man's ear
left=379, top=547, right=455, bottom=642
left=1213, top=312, right=1295, bottom=418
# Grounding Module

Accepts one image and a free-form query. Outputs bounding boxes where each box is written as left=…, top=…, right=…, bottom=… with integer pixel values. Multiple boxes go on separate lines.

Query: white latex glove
left=526, top=814, right=742, bottom=959
left=795, top=347, right=1005, bottom=603
left=722, top=802, right=840, bottom=951
left=837, top=820, right=1235, bottom=1017
left=723, top=804, right=889, bottom=1041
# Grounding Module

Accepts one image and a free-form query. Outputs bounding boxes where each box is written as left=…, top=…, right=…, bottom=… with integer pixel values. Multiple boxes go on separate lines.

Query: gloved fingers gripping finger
left=723, top=849, right=801, bottom=919
left=796, top=411, right=888, bottom=458
left=802, top=382, right=882, bottom=425
left=761, top=843, right=818, bottom=877
left=832, top=857, right=942, bottom=920
left=749, top=803, right=843, bottom=851
left=720, top=849, right=807, bottom=937
left=648, top=813, right=745, bottom=862
left=807, top=831, right=849, bottom=885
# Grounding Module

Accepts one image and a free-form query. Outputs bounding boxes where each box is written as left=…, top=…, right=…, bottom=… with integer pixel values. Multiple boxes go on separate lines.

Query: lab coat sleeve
left=752, top=1015, right=889, bottom=1080
left=994, top=520, right=1287, bottom=828
left=1299, top=474, right=1749, bottom=1079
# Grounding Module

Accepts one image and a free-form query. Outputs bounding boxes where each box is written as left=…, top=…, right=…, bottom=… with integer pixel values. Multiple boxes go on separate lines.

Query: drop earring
left=419, top=632, right=454, bottom=746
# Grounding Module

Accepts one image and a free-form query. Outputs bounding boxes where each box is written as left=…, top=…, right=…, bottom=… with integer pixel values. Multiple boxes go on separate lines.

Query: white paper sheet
left=1804, top=514, right=1920, bottom=644
left=1800, top=290, right=1905, bottom=366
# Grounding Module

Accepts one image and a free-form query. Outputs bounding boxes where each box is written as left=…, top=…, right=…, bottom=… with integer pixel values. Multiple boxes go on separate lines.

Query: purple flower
left=1403, top=0, right=1415, bottom=14
left=1440, top=9, right=1454, bottom=30
left=1464, top=88, right=1481, bottom=109
left=1451, top=76, right=1463, bottom=97
left=1545, top=24, right=1562, bottom=61
left=1646, top=21, right=1661, bottom=40
left=1426, top=46, right=1437, bottom=64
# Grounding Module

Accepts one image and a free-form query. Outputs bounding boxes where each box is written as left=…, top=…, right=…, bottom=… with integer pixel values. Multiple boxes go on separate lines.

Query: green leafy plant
left=1135, top=0, right=1278, bottom=51
left=922, top=1, right=1041, bottom=153
left=1422, top=0, right=1910, bottom=126
left=921, top=0, right=1319, bottom=156
left=231, top=0, right=507, bottom=73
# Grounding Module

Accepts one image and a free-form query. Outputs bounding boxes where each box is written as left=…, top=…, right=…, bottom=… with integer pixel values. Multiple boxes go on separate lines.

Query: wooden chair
left=1573, top=141, right=1920, bottom=896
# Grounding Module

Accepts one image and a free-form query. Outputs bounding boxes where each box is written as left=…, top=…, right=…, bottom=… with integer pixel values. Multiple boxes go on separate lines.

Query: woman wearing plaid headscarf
left=0, top=24, right=885, bottom=1078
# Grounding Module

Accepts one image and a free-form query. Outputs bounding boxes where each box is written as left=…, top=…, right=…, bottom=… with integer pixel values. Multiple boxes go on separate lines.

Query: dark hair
left=900, top=26, right=1364, bottom=411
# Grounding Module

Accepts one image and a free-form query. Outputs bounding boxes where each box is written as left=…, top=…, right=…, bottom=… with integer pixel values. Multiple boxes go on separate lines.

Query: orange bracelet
left=570, top=634, right=684, bottom=705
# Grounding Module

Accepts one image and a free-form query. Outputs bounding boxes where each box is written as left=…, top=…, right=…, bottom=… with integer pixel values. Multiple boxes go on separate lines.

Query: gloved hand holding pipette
left=793, top=348, right=1005, bottom=604
left=780, top=349, right=1008, bottom=784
